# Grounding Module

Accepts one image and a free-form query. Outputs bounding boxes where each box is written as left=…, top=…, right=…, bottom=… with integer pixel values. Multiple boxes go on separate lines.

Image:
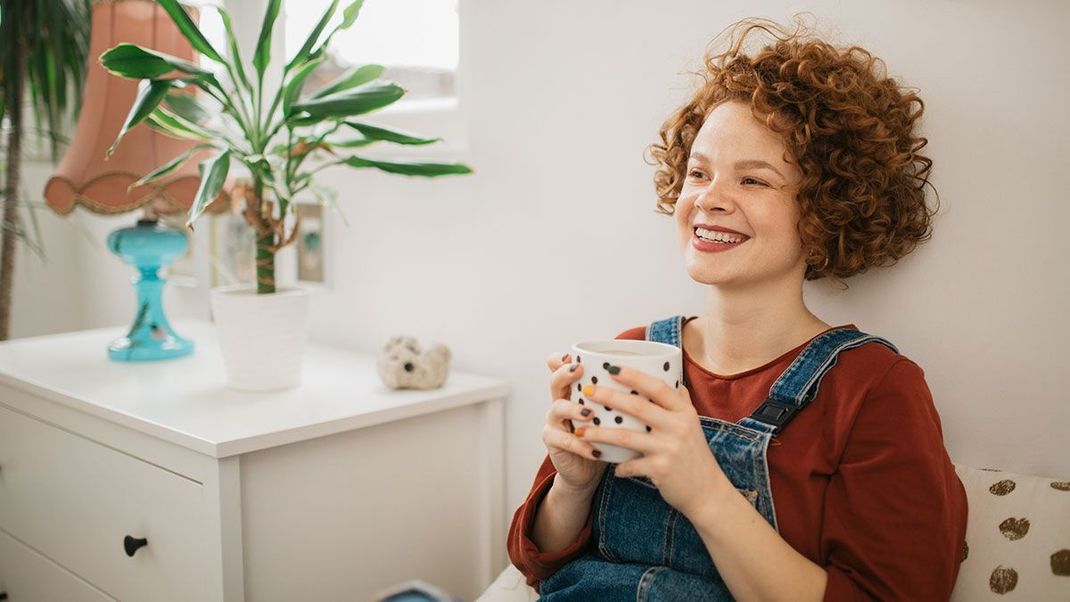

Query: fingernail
left=569, top=363, right=579, bottom=373
left=561, top=353, right=570, bottom=362
left=592, top=450, right=602, bottom=458
left=580, top=408, right=591, bottom=417
left=606, top=364, right=620, bottom=375
left=582, top=385, right=595, bottom=397
left=575, top=427, right=587, bottom=437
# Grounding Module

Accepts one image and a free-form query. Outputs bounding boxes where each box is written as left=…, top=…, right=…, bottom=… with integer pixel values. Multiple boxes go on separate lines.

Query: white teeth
left=696, top=228, right=746, bottom=243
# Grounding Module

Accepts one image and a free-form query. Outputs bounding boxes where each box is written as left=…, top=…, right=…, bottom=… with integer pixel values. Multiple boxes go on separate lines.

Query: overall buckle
left=752, top=399, right=798, bottom=429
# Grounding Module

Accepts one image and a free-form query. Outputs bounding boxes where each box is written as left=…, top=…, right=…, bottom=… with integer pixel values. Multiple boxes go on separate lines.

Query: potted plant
left=101, top=0, right=471, bottom=391
left=0, top=0, right=91, bottom=340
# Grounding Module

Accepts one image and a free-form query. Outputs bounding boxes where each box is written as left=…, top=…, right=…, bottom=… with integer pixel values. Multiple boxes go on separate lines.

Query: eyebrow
left=688, top=152, right=786, bottom=179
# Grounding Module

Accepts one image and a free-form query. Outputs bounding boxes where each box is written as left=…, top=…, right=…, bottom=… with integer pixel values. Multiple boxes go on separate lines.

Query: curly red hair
left=647, top=16, right=939, bottom=283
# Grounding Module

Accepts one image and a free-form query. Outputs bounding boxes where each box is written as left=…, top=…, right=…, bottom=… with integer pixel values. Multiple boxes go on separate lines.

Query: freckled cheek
left=675, top=197, right=699, bottom=230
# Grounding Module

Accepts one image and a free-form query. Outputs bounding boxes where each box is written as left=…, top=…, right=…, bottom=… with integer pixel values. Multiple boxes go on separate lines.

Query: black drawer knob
left=123, top=535, right=148, bottom=557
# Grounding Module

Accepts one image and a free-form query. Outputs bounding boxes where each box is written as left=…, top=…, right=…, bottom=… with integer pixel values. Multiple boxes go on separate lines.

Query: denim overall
left=539, top=315, right=899, bottom=601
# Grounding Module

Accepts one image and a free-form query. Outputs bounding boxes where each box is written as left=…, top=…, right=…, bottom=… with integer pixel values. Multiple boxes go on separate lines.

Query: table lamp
left=43, top=0, right=224, bottom=362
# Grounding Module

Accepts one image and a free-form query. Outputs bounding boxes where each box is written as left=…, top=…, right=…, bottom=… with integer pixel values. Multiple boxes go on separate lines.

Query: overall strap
left=645, top=315, right=685, bottom=348
left=748, top=328, right=900, bottom=435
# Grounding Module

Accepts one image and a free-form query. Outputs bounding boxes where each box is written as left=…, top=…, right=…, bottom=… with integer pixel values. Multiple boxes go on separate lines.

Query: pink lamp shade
left=44, top=0, right=213, bottom=216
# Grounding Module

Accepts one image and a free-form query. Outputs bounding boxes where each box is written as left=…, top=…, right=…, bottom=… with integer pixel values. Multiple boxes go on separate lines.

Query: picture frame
left=295, top=201, right=331, bottom=288
left=202, top=199, right=332, bottom=291
left=160, top=212, right=200, bottom=288
left=208, top=209, right=256, bottom=289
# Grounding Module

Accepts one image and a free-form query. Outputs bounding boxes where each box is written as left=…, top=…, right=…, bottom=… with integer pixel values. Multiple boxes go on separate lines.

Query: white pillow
left=950, top=463, right=1070, bottom=600
left=475, top=565, right=538, bottom=602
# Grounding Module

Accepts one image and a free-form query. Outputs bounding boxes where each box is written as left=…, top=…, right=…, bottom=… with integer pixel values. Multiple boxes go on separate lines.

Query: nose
left=695, top=176, right=736, bottom=214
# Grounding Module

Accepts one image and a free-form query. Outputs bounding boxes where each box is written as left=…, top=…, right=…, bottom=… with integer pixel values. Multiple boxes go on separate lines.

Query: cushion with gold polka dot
left=950, top=463, right=1070, bottom=600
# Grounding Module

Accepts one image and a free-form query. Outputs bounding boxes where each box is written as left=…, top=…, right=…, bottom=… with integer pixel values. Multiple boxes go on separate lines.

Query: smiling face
left=676, top=101, right=807, bottom=290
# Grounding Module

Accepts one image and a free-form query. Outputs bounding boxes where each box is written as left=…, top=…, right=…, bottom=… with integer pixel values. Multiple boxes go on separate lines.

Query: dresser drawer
left=0, top=404, right=212, bottom=601
left=0, top=527, right=116, bottom=601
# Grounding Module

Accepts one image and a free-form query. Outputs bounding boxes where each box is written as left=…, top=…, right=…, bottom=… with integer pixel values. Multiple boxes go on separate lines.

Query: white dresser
left=0, top=320, right=509, bottom=601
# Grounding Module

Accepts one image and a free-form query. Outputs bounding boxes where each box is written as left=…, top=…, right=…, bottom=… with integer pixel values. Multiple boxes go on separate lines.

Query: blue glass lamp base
left=106, top=218, right=195, bottom=362
left=108, top=328, right=195, bottom=361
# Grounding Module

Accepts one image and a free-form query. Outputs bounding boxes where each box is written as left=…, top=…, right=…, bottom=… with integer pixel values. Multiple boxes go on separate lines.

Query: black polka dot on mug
left=614, top=416, right=623, bottom=424
left=577, top=383, right=582, bottom=393
left=604, top=405, right=612, bottom=412
left=630, top=390, right=638, bottom=395
left=602, top=362, right=611, bottom=370
left=592, top=376, right=598, bottom=384
left=663, top=361, right=670, bottom=371
left=578, top=398, right=585, bottom=405
left=646, top=425, right=652, bottom=432
left=593, top=417, right=601, bottom=425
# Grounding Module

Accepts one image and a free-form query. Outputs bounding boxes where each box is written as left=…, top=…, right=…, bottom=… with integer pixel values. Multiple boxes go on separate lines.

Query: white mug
left=570, top=339, right=683, bottom=463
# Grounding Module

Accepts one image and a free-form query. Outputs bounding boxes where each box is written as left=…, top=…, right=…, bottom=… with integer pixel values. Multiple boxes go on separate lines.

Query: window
left=195, top=0, right=467, bottom=156
left=285, top=0, right=459, bottom=104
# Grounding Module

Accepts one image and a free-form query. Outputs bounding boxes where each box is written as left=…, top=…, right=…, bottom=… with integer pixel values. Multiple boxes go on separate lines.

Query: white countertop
left=0, top=320, right=510, bottom=458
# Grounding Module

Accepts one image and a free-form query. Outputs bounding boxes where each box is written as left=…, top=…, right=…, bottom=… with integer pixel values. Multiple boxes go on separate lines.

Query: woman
left=507, top=16, right=968, bottom=601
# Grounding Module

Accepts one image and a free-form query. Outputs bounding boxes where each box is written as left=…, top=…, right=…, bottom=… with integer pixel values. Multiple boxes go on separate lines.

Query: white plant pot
left=209, top=285, right=310, bottom=392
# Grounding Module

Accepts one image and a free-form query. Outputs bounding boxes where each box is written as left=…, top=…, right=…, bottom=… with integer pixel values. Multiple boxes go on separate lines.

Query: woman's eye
left=741, top=177, right=766, bottom=186
left=687, top=170, right=705, bottom=179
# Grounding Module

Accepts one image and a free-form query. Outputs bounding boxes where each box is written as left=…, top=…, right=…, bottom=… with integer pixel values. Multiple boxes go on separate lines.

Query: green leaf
left=343, top=121, right=440, bottom=145
left=253, top=0, right=283, bottom=79
left=338, top=0, right=365, bottom=31
left=100, top=43, right=209, bottom=79
left=163, top=92, right=212, bottom=126
left=286, top=113, right=322, bottom=128
left=130, top=143, right=214, bottom=189
left=9, top=0, right=91, bottom=162
left=155, top=0, right=225, bottom=63
left=283, top=57, right=325, bottom=116
left=287, top=0, right=339, bottom=71
left=213, top=5, right=253, bottom=94
left=324, top=137, right=377, bottom=148
left=108, top=79, right=176, bottom=156
left=310, top=182, right=350, bottom=227
left=315, top=0, right=365, bottom=55
left=311, top=64, right=383, bottom=99
left=292, top=81, right=404, bottom=119
left=341, top=156, right=473, bottom=177
left=146, top=107, right=215, bottom=142
left=187, top=149, right=232, bottom=228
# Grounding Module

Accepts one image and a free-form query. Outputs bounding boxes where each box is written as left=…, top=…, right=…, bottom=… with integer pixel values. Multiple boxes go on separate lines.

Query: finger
left=613, top=456, right=651, bottom=479
left=604, top=364, right=685, bottom=411
left=546, top=351, right=572, bottom=371
left=580, top=383, right=668, bottom=430
left=547, top=398, right=594, bottom=432
left=543, top=423, right=602, bottom=461
left=549, top=359, right=583, bottom=402
left=577, top=425, right=656, bottom=454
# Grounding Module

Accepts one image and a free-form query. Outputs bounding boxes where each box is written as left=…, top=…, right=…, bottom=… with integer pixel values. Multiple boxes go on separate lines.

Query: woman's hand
left=542, top=352, right=609, bottom=494
left=577, top=364, right=732, bottom=519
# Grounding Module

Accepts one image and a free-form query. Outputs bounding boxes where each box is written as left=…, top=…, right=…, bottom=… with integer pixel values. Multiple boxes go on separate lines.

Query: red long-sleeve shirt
left=508, top=318, right=967, bottom=600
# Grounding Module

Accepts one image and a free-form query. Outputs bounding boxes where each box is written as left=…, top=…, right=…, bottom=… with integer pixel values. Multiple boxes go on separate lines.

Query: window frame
left=223, top=0, right=470, bottom=160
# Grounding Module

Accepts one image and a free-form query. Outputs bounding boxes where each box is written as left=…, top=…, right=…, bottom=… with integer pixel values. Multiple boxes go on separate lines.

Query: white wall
left=9, top=164, right=88, bottom=338
left=13, top=0, right=1070, bottom=578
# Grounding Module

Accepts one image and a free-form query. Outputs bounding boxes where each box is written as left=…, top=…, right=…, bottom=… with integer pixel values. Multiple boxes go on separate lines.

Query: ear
left=383, top=336, right=403, bottom=352
left=426, top=344, right=452, bottom=362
